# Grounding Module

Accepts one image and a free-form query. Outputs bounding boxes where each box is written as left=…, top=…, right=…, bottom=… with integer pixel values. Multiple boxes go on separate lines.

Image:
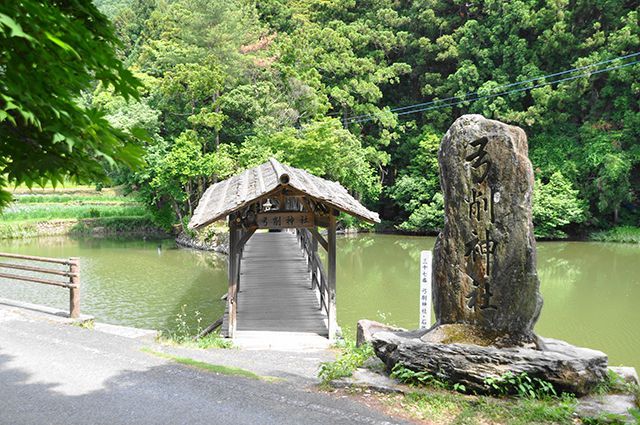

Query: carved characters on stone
left=432, top=114, right=542, bottom=345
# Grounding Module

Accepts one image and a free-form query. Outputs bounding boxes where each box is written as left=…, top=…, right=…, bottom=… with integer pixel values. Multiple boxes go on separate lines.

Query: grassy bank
left=0, top=186, right=166, bottom=239
left=590, top=226, right=640, bottom=244
left=322, top=342, right=639, bottom=424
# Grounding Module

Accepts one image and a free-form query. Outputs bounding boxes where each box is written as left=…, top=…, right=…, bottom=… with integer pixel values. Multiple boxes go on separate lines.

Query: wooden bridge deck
left=223, top=232, right=329, bottom=345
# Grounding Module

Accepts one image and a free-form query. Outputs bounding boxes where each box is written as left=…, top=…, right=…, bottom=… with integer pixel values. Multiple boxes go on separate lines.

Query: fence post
left=69, top=257, right=80, bottom=319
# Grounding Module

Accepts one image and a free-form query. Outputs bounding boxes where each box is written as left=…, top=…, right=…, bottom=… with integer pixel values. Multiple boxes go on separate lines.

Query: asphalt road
left=0, top=307, right=407, bottom=425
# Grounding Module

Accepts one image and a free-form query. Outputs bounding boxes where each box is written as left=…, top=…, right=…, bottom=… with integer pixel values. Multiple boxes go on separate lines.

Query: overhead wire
left=345, top=55, right=640, bottom=124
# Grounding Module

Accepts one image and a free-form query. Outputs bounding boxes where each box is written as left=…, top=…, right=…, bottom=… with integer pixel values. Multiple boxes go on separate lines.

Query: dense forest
left=8, top=0, right=640, bottom=238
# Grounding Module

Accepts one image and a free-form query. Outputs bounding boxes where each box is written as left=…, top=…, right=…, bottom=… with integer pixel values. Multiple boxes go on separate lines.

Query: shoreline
left=1, top=217, right=639, bottom=246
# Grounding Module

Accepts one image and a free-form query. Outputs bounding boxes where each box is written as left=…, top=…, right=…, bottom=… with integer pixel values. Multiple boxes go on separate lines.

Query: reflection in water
left=336, top=235, right=639, bottom=371
left=0, top=234, right=638, bottom=370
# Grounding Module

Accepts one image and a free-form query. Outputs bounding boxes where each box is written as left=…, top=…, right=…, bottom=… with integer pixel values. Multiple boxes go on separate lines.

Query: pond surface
left=0, top=234, right=638, bottom=370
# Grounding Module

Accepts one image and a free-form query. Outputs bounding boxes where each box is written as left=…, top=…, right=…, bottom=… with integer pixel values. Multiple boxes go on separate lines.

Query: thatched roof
left=188, top=158, right=380, bottom=229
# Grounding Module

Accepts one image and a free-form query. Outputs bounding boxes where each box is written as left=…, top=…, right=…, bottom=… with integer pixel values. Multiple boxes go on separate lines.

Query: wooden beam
left=327, top=209, right=338, bottom=341
left=309, top=227, right=328, bottom=251
left=194, top=315, right=224, bottom=339
left=227, top=217, right=239, bottom=338
left=0, top=261, right=77, bottom=277
left=0, top=272, right=72, bottom=288
left=315, top=215, right=329, bottom=228
left=234, top=227, right=256, bottom=254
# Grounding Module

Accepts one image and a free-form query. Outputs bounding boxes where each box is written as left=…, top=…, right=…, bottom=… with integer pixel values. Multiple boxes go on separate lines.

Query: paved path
left=0, top=305, right=406, bottom=425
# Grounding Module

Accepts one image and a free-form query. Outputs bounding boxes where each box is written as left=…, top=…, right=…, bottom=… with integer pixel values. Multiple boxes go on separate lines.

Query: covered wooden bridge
left=188, top=158, right=379, bottom=345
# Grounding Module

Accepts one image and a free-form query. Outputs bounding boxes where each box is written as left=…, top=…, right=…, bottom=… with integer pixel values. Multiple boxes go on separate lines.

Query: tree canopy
left=0, top=0, right=144, bottom=207
left=23, top=0, right=640, bottom=238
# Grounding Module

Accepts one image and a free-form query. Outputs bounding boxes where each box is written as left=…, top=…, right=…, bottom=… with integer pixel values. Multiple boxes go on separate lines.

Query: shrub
left=318, top=340, right=374, bottom=384
left=483, top=372, right=557, bottom=399
left=533, top=172, right=587, bottom=239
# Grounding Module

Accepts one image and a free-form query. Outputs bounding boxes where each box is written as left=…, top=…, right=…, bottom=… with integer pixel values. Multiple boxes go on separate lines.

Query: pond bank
left=0, top=217, right=168, bottom=240
left=2, top=187, right=167, bottom=240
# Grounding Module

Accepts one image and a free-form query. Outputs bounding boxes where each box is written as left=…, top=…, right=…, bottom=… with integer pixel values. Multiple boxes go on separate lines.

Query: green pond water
left=0, top=234, right=638, bottom=370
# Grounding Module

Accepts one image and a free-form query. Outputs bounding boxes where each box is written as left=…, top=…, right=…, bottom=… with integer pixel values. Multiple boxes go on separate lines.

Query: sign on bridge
left=256, top=212, right=315, bottom=229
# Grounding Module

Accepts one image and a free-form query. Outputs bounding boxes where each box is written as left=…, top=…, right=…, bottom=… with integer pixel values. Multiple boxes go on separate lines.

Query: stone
left=434, top=114, right=542, bottom=345
left=371, top=330, right=608, bottom=396
left=356, top=319, right=406, bottom=347
left=576, top=394, right=638, bottom=423
left=331, top=368, right=406, bottom=394
left=609, top=366, right=640, bottom=386
left=368, top=115, right=611, bottom=396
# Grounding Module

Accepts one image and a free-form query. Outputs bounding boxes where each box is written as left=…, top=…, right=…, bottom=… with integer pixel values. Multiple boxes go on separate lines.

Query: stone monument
left=369, top=115, right=609, bottom=395
left=433, top=113, right=542, bottom=345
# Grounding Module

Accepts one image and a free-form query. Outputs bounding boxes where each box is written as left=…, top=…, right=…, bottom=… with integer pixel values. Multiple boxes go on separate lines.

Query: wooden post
left=236, top=228, right=244, bottom=295
left=311, top=227, right=318, bottom=290
left=227, top=217, right=239, bottom=338
left=327, top=210, right=338, bottom=341
left=69, top=257, right=80, bottom=319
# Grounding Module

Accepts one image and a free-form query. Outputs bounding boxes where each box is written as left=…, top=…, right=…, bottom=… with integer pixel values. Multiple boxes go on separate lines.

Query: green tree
left=0, top=0, right=143, bottom=207
left=387, top=127, right=443, bottom=232
left=239, top=119, right=383, bottom=202
left=533, top=172, right=587, bottom=239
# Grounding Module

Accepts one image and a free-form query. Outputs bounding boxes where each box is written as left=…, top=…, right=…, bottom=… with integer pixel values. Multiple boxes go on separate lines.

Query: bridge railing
left=297, top=229, right=329, bottom=318
left=0, top=252, right=81, bottom=318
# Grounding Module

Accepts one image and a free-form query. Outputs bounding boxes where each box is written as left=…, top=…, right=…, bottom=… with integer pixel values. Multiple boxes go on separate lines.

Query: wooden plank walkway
left=223, top=231, right=329, bottom=343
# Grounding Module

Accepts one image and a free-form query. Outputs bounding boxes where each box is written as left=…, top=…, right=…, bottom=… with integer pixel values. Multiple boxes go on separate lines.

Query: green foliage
left=1, top=204, right=146, bottom=222
left=157, top=304, right=233, bottom=349
left=391, top=364, right=449, bottom=390
left=318, top=340, right=374, bottom=384
left=0, top=0, right=145, bottom=208
left=240, top=119, right=383, bottom=202
left=483, top=371, right=558, bottom=399
left=51, top=0, right=640, bottom=237
left=593, top=369, right=640, bottom=411
left=397, top=193, right=444, bottom=233
left=388, top=127, right=443, bottom=232
left=533, top=172, right=587, bottom=239
left=390, top=364, right=470, bottom=393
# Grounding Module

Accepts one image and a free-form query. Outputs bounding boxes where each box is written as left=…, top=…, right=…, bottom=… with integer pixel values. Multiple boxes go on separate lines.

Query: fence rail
left=0, top=252, right=80, bottom=318
left=297, top=229, right=329, bottom=318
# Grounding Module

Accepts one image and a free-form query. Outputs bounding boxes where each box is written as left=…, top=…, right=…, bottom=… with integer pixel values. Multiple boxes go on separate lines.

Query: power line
left=344, top=52, right=640, bottom=122
left=347, top=56, right=640, bottom=124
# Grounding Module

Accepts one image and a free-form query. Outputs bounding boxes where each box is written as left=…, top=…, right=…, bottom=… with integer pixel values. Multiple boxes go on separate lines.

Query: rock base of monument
left=370, top=324, right=608, bottom=396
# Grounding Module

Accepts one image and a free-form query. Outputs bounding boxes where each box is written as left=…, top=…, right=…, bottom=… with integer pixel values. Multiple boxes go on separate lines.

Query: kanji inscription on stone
left=432, top=114, right=542, bottom=344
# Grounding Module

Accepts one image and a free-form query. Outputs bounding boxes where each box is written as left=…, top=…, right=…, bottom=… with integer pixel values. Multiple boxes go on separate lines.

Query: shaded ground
left=0, top=305, right=408, bottom=425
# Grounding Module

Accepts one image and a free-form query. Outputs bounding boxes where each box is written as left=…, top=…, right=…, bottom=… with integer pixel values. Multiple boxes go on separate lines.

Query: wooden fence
left=0, top=252, right=80, bottom=318
left=297, top=229, right=329, bottom=318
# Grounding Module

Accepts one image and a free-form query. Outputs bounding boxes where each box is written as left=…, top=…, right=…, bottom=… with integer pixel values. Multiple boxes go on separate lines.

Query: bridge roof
left=188, top=158, right=380, bottom=229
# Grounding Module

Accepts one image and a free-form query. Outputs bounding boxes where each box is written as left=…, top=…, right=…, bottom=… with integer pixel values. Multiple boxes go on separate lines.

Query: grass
left=70, top=319, right=95, bottom=330
left=14, top=194, right=127, bottom=204
left=590, top=226, right=640, bottom=244
left=156, top=332, right=234, bottom=350
left=0, top=186, right=163, bottom=239
left=318, top=339, right=375, bottom=385
left=156, top=305, right=234, bottom=349
left=376, top=389, right=576, bottom=425
left=141, top=347, right=263, bottom=380
left=1, top=203, right=147, bottom=221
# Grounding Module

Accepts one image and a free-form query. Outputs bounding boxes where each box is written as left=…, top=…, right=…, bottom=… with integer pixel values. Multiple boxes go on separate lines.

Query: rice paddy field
left=0, top=185, right=154, bottom=239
